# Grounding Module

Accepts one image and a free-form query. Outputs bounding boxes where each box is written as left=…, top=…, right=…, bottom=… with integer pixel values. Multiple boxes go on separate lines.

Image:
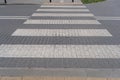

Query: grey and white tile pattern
left=0, top=2, right=120, bottom=69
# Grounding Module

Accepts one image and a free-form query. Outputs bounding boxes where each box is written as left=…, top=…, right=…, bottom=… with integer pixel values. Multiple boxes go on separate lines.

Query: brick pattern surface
left=0, top=45, right=120, bottom=58
left=0, top=1, right=120, bottom=70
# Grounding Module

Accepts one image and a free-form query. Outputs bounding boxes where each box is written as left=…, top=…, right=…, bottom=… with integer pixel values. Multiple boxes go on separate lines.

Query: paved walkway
left=0, top=3, right=115, bottom=58
left=0, top=1, right=120, bottom=78
left=0, top=76, right=120, bottom=80
left=0, top=3, right=118, bottom=59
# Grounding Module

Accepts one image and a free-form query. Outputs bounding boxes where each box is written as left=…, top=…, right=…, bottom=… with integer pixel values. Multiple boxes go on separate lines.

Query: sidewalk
left=0, top=76, right=120, bottom=80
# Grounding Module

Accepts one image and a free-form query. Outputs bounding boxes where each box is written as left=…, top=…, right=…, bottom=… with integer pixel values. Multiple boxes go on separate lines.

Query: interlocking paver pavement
left=0, top=0, right=120, bottom=78
left=0, top=1, right=120, bottom=67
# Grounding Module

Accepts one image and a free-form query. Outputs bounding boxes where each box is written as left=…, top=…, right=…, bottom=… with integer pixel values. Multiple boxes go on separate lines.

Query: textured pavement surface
left=0, top=76, right=120, bottom=80
left=0, top=0, right=120, bottom=68
left=0, top=0, right=120, bottom=78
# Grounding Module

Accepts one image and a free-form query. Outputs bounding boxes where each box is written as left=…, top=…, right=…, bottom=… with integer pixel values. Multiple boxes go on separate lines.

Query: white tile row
left=40, top=5, right=86, bottom=8
left=36, top=9, right=89, bottom=12
left=24, top=20, right=101, bottom=24
left=32, top=13, right=94, bottom=17
left=12, top=29, right=112, bottom=36
left=0, top=45, right=120, bottom=58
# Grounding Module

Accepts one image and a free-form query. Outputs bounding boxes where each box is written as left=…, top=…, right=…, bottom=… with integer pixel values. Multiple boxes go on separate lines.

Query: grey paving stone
left=0, top=36, right=119, bottom=45
left=109, top=69, right=120, bottom=78
left=0, top=68, right=87, bottom=77
left=0, top=5, right=40, bottom=16
left=0, top=58, right=120, bottom=68
left=85, top=0, right=120, bottom=16
left=0, top=1, right=120, bottom=71
left=86, top=69, right=111, bottom=77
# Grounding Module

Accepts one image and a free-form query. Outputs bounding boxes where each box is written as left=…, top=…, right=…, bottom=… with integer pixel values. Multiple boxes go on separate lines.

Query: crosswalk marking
left=36, top=9, right=89, bottom=12
left=24, top=20, right=101, bottom=24
left=41, top=5, right=86, bottom=8
left=32, top=13, right=94, bottom=17
left=96, top=16, right=120, bottom=20
left=0, top=45, right=119, bottom=58
left=0, top=4, right=116, bottom=62
left=0, top=16, right=29, bottom=19
left=12, top=29, right=112, bottom=36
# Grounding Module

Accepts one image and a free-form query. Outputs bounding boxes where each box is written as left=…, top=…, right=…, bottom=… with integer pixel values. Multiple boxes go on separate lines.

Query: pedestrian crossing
left=24, top=20, right=100, bottom=24
left=12, top=29, right=112, bottom=36
left=36, top=9, right=89, bottom=12
left=0, top=3, right=119, bottom=60
left=41, top=5, right=86, bottom=8
left=0, top=45, right=120, bottom=58
left=32, top=13, right=94, bottom=17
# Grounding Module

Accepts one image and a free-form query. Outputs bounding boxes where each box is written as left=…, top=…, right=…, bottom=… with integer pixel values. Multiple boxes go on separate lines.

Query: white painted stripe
left=41, top=6, right=86, bottom=8
left=32, top=13, right=94, bottom=17
left=0, top=45, right=119, bottom=58
left=36, top=9, right=89, bottom=12
left=0, top=16, right=29, bottom=19
left=12, top=29, right=112, bottom=36
left=24, top=20, right=101, bottom=24
left=0, top=18, right=28, bottom=19
left=0, top=16, right=29, bottom=18
left=43, top=2, right=83, bottom=4
left=96, top=16, right=120, bottom=20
